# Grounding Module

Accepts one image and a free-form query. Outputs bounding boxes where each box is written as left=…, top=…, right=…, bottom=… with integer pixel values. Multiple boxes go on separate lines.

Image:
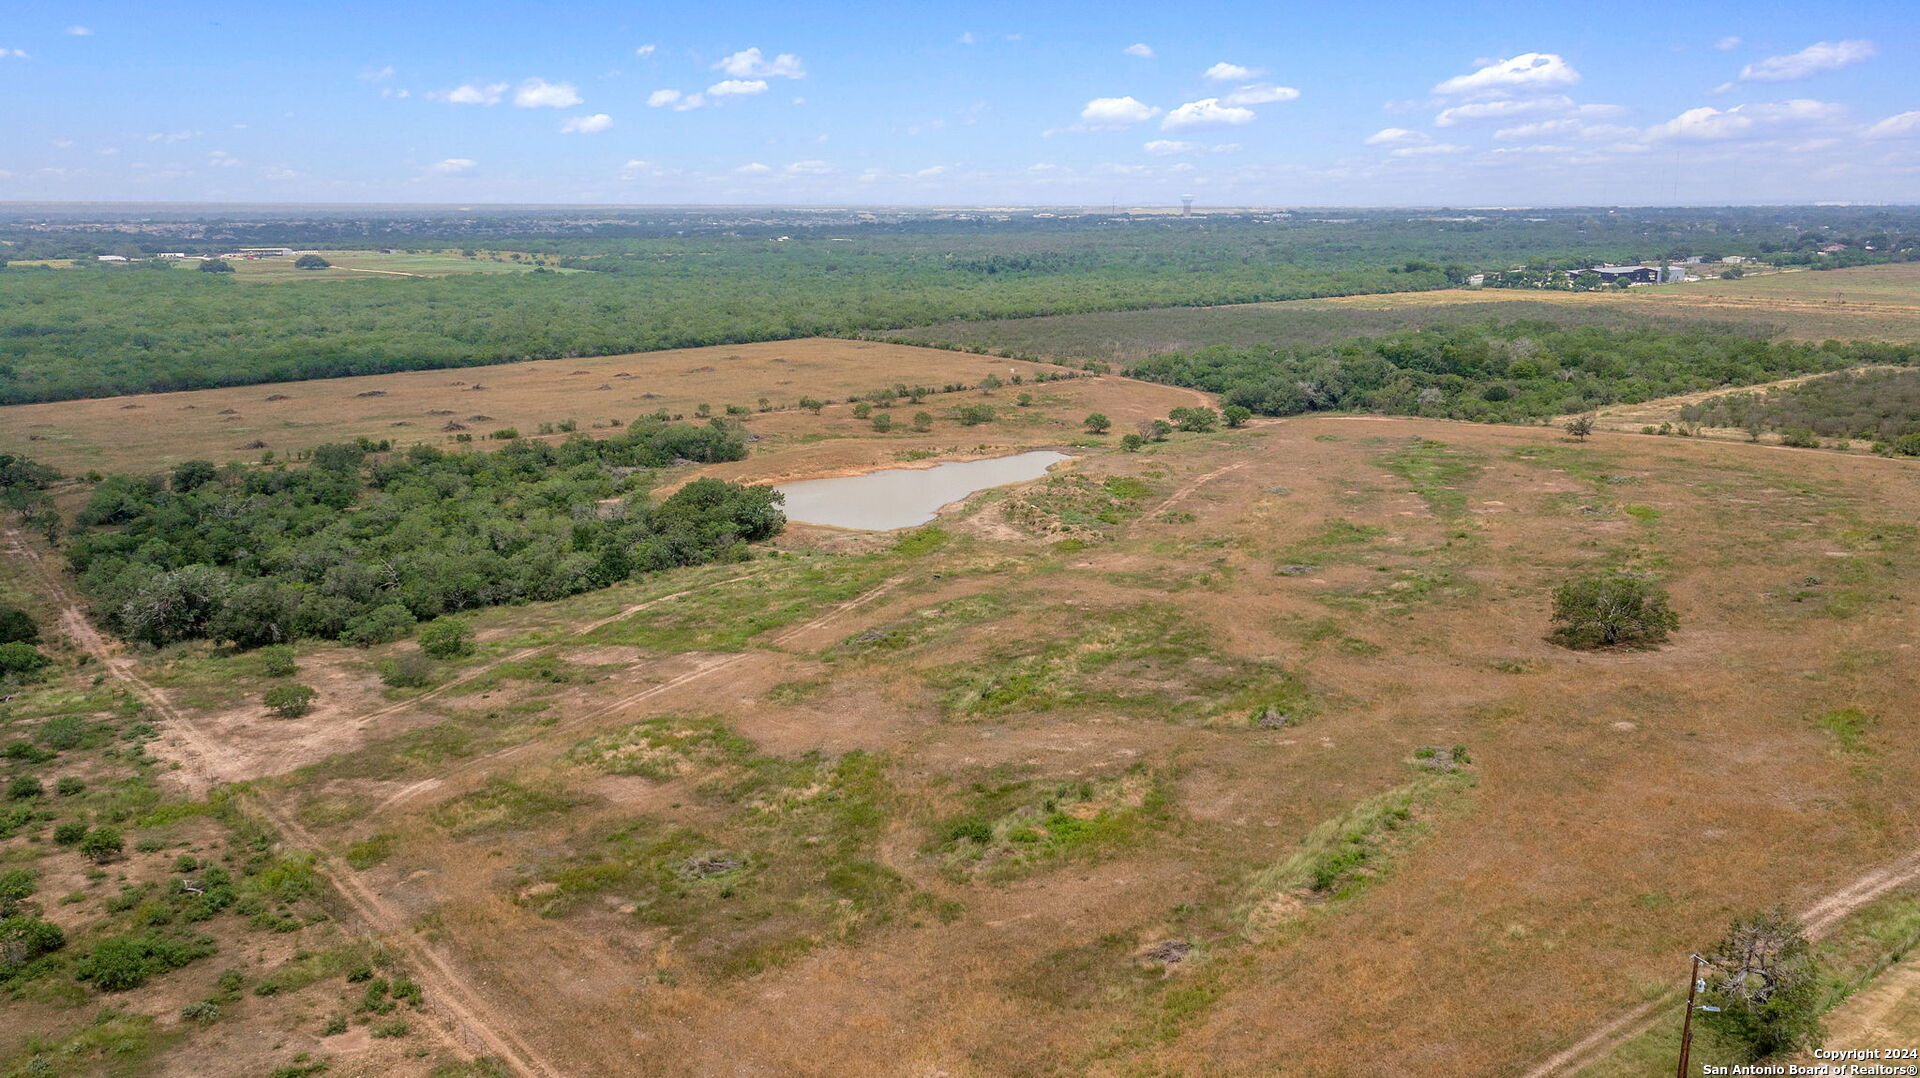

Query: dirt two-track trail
left=7, top=524, right=909, bottom=1077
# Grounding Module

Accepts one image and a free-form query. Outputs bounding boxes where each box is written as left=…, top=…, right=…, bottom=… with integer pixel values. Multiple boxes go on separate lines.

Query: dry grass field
left=12, top=355, right=1919, bottom=1076
left=889, top=263, right=1920, bottom=362
left=0, top=339, right=1132, bottom=477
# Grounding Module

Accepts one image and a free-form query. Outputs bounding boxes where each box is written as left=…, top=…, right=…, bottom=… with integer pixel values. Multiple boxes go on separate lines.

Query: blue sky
left=3, top=0, right=1917, bottom=205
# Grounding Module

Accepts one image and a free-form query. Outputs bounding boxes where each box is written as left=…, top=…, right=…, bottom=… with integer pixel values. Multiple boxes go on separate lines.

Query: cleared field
left=226, top=250, right=578, bottom=282
left=887, top=263, right=1920, bottom=362
left=0, top=339, right=1148, bottom=476
left=28, top=385, right=1918, bottom=1075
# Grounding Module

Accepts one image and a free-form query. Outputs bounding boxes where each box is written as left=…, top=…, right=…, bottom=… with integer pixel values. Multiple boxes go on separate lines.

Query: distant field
left=887, top=263, right=1920, bottom=362
left=231, top=250, right=578, bottom=281
left=0, top=338, right=1138, bottom=475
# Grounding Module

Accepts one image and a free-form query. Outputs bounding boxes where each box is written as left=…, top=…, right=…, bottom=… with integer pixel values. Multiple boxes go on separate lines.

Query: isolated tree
left=416, top=618, right=474, bottom=659
left=1169, top=406, right=1220, bottom=433
left=912, top=411, right=934, bottom=432
left=871, top=413, right=893, bottom=433
left=1564, top=414, right=1596, bottom=441
left=199, top=258, right=234, bottom=273
left=0, top=606, right=36, bottom=645
left=1549, top=572, right=1678, bottom=650
left=293, top=253, right=331, bottom=270
left=1084, top=413, right=1111, bottom=434
left=1223, top=405, right=1252, bottom=428
left=1700, top=908, right=1824, bottom=1059
left=1119, top=433, right=1145, bottom=452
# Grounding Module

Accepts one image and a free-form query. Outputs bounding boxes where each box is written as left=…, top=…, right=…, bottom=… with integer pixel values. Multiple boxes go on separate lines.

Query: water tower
left=1181, top=194, right=1194, bottom=217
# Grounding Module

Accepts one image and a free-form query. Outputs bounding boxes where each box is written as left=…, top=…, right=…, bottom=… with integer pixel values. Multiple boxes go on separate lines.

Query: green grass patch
left=428, top=781, right=582, bottom=837
left=929, top=767, right=1171, bottom=882
left=584, top=557, right=891, bottom=652
left=1814, top=707, right=1875, bottom=754
left=1002, top=474, right=1158, bottom=539
left=1380, top=438, right=1482, bottom=517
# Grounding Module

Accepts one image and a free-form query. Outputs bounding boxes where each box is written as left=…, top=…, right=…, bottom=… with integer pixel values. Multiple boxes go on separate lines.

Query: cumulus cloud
left=64, top=26, right=93, bottom=36
left=647, top=89, right=705, bottom=110
left=1142, top=139, right=1239, bottom=155
left=206, top=151, right=241, bottom=168
left=1435, top=96, right=1576, bottom=127
left=1221, top=83, right=1299, bottom=106
left=1494, top=118, right=1637, bottom=142
left=146, top=130, right=203, bottom=144
left=1865, top=111, right=1920, bottom=139
left=1124, top=43, right=1154, bottom=58
left=958, top=32, right=976, bottom=45
left=433, top=82, right=508, bottom=105
left=1364, top=128, right=1430, bottom=146
left=1203, top=62, right=1260, bottom=81
left=916, top=165, right=947, bottom=177
left=1433, top=52, right=1579, bottom=96
left=429, top=158, right=476, bottom=174
left=734, top=162, right=773, bottom=174
left=634, top=44, right=656, bottom=58
left=560, top=113, right=613, bottom=134
left=715, top=47, right=805, bottom=79
left=1738, top=40, right=1875, bottom=82
left=514, top=78, right=582, bottom=108
left=1391, top=143, right=1468, bottom=157
left=785, top=159, right=833, bottom=174
left=1646, top=99, right=1847, bottom=141
left=1714, top=36, right=1742, bottom=51
left=1079, top=96, right=1161, bottom=129
left=619, top=159, right=660, bottom=178
left=1162, top=98, right=1255, bottom=130
left=1, top=48, right=30, bottom=59
left=707, top=79, right=768, bottom=97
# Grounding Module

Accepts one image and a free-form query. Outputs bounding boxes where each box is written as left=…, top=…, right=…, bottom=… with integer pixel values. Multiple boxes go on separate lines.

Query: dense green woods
left=1680, top=368, right=1920, bottom=447
left=1127, top=322, right=1920, bottom=423
left=61, top=422, right=782, bottom=648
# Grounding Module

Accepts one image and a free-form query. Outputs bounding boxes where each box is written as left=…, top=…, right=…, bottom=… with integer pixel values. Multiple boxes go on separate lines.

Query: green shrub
left=74, top=931, right=213, bottom=990
left=380, top=651, right=436, bottom=689
left=79, top=826, right=125, bottom=863
left=263, top=684, right=318, bottom=718
left=0, top=642, right=51, bottom=677
left=53, top=820, right=87, bottom=845
left=257, top=645, right=298, bottom=678
left=0, top=868, right=34, bottom=916
left=1779, top=426, right=1820, bottom=449
left=5, top=775, right=42, bottom=801
left=0, top=606, right=37, bottom=645
left=1083, top=413, right=1111, bottom=434
left=416, top=619, right=474, bottom=660
left=871, top=413, right=893, bottom=433
left=956, top=404, right=995, bottom=426
left=0, top=915, right=65, bottom=976
left=1549, top=573, right=1678, bottom=650
left=340, top=604, right=415, bottom=647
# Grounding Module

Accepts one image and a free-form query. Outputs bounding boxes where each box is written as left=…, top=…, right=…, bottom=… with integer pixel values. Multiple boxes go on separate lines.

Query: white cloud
left=1494, top=118, right=1636, bottom=142
left=428, top=158, right=476, bottom=174
left=52, top=139, right=73, bottom=148
left=1646, top=99, right=1847, bottom=141
left=1162, top=98, right=1256, bottom=130
left=361, top=65, right=395, bottom=82
left=1714, top=36, right=1742, bottom=51
left=619, top=159, right=667, bottom=179
left=1364, top=128, right=1429, bottom=146
left=1124, top=43, right=1154, bottom=59
left=715, top=47, right=805, bottom=79
left=434, top=82, right=508, bottom=105
left=1865, top=111, right=1920, bottom=139
left=734, top=162, right=772, bottom=174
left=514, top=78, right=582, bottom=108
left=1433, top=52, right=1579, bottom=96
left=1078, top=96, right=1161, bottom=129
left=1142, top=139, right=1242, bottom=156
left=1391, top=143, right=1468, bottom=157
left=634, top=44, right=656, bottom=58
left=0, top=48, right=30, bottom=59
left=1203, top=62, right=1260, bottom=82
left=1738, top=40, right=1875, bottom=83
left=1222, top=83, right=1299, bottom=106
left=560, top=113, right=614, bottom=134
left=64, top=26, right=93, bottom=36
left=707, top=79, right=768, bottom=97
left=958, top=32, right=976, bottom=45
left=1435, top=96, right=1575, bottom=127
left=206, top=150, right=241, bottom=167
left=146, top=130, right=203, bottom=144
left=648, top=89, right=705, bottom=110
left=916, top=165, right=947, bottom=177
left=785, top=159, right=833, bottom=174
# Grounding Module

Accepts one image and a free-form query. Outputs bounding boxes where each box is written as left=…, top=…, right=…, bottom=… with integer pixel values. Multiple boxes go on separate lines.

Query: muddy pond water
left=773, top=451, right=1070, bottom=531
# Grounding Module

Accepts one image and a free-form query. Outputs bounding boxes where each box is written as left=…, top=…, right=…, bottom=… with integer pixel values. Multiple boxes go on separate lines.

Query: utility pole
left=1676, top=953, right=1703, bottom=1077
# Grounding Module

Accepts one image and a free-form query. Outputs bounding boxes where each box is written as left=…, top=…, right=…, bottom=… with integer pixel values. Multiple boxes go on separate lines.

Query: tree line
left=1126, top=321, right=1920, bottom=423
left=57, top=420, right=782, bottom=649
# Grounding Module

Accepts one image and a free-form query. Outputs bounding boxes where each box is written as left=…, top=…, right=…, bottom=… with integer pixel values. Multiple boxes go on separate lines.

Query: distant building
left=96, top=254, right=128, bottom=262
left=1660, top=265, right=1687, bottom=284
left=1587, top=265, right=1661, bottom=284
left=1720, top=255, right=1749, bottom=264
left=234, top=247, right=295, bottom=257
left=155, top=252, right=189, bottom=260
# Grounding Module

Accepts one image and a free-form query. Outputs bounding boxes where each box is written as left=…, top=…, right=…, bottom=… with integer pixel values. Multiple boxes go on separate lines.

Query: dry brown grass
left=100, top=386, right=1920, bottom=1076
left=0, top=338, right=1128, bottom=476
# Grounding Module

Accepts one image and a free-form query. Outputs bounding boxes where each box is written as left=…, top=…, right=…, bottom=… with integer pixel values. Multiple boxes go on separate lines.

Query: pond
left=774, top=451, right=1071, bottom=531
